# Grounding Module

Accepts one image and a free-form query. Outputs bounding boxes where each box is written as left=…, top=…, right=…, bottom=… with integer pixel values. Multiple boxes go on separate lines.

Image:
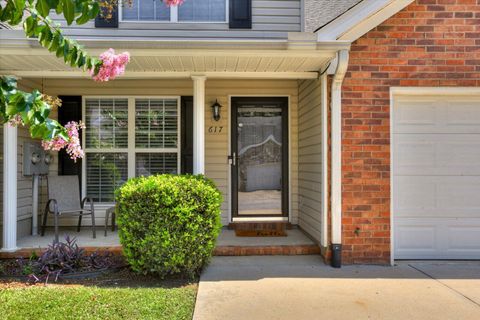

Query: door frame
left=229, top=96, right=290, bottom=220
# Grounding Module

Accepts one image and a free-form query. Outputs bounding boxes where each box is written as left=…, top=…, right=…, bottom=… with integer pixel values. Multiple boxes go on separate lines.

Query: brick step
left=228, top=222, right=292, bottom=237
left=213, top=244, right=320, bottom=256
left=0, top=244, right=321, bottom=259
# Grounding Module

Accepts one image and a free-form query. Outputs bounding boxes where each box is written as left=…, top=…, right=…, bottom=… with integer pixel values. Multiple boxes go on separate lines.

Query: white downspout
left=320, top=72, right=328, bottom=249
left=330, top=49, right=349, bottom=268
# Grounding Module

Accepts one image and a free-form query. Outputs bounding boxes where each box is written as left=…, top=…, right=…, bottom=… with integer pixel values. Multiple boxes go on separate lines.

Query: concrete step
left=215, top=228, right=320, bottom=256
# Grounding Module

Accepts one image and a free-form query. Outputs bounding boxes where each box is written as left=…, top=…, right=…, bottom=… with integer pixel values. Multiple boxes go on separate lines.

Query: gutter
left=330, top=49, right=349, bottom=268
left=0, top=29, right=349, bottom=52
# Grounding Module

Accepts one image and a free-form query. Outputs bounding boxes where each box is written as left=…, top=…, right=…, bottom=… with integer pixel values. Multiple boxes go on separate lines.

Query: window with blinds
left=84, top=97, right=180, bottom=203
left=178, top=0, right=226, bottom=22
left=85, top=98, right=128, bottom=149
left=135, top=98, right=178, bottom=149
left=122, top=0, right=170, bottom=21
left=136, top=153, right=178, bottom=176
left=121, top=0, right=226, bottom=22
left=86, top=153, right=128, bottom=202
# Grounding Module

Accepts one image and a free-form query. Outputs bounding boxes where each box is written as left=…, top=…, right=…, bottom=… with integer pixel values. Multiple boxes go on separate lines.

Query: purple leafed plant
left=31, top=236, right=87, bottom=282
left=25, top=236, right=121, bottom=282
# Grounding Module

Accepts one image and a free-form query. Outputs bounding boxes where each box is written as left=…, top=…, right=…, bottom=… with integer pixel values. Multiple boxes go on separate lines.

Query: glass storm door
left=230, top=97, right=289, bottom=218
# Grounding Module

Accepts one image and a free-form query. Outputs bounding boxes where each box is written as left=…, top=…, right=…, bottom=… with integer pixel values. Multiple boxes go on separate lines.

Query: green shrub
left=116, top=174, right=223, bottom=278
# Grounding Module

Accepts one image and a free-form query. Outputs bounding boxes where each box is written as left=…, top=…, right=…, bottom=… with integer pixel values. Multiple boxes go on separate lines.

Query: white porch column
left=192, top=75, right=206, bottom=174
left=2, top=124, right=17, bottom=251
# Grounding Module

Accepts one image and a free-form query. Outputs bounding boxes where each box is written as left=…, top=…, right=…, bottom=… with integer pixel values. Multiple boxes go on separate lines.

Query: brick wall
left=341, top=0, right=480, bottom=264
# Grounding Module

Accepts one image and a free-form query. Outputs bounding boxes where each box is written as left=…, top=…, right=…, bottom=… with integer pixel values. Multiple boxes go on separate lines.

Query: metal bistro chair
left=42, top=175, right=96, bottom=242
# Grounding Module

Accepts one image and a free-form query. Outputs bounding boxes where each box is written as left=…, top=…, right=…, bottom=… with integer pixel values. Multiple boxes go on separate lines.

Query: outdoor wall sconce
left=211, top=99, right=222, bottom=121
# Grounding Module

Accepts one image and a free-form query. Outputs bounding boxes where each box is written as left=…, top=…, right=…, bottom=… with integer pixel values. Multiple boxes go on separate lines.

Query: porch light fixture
left=211, top=99, right=222, bottom=121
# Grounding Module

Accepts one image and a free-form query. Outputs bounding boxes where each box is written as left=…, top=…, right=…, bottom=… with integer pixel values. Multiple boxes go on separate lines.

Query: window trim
left=118, top=0, right=229, bottom=24
left=81, top=96, right=182, bottom=203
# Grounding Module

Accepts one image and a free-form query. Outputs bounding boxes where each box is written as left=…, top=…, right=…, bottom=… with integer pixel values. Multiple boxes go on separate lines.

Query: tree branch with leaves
left=0, top=0, right=182, bottom=160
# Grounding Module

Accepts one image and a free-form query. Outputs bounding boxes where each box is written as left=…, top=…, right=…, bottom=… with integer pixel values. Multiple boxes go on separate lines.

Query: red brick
left=339, top=0, right=479, bottom=265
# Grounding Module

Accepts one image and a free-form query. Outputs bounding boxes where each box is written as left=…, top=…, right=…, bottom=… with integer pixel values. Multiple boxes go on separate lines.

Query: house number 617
left=208, top=126, right=223, bottom=133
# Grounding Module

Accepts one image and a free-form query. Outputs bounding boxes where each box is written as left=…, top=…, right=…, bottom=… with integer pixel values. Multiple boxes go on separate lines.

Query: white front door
left=393, top=93, right=480, bottom=259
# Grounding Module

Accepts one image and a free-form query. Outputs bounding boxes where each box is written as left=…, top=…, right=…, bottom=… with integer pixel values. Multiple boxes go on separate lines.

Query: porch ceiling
left=0, top=30, right=349, bottom=79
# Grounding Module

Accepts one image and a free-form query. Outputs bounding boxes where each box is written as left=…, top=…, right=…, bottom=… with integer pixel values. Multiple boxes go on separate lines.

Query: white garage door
left=393, top=94, right=480, bottom=259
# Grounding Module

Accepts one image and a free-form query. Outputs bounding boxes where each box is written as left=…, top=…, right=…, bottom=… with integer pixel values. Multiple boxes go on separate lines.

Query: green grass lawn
left=0, top=278, right=197, bottom=320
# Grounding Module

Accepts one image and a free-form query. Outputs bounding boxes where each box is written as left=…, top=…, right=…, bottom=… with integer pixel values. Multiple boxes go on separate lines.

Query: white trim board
left=3, top=71, right=321, bottom=80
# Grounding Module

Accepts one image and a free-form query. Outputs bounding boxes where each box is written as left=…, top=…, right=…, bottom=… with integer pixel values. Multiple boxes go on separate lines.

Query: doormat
left=235, top=229, right=287, bottom=237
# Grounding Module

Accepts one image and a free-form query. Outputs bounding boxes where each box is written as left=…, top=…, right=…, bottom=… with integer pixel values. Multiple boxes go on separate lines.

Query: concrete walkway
left=193, top=256, right=480, bottom=320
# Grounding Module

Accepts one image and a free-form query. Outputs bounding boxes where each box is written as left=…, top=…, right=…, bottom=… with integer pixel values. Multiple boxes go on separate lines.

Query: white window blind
left=122, top=0, right=170, bottom=21
left=84, top=97, right=180, bottom=203
left=135, top=98, right=178, bottom=149
left=121, top=0, right=226, bottom=22
left=85, top=98, right=128, bottom=149
left=86, top=153, right=128, bottom=202
left=136, top=153, right=178, bottom=176
left=178, top=0, right=226, bottom=22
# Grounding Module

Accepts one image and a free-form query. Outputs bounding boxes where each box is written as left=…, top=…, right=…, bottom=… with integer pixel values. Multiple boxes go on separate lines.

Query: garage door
left=393, top=94, right=480, bottom=259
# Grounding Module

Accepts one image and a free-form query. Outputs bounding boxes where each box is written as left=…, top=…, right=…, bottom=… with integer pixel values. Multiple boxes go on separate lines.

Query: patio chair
left=41, top=175, right=96, bottom=242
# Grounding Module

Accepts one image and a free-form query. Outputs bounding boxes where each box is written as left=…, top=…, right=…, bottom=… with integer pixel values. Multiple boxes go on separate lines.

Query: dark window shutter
left=95, top=5, right=118, bottom=28
left=181, top=96, right=194, bottom=174
left=58, top=96, right=82, bottom=186
left=229, top=0, right=252, bottom=29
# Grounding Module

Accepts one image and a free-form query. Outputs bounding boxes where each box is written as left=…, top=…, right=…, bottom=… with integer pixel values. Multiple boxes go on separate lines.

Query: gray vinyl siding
left=297, top=79, right=323, bottom=243
left=55, top=0, right=301, bottom=40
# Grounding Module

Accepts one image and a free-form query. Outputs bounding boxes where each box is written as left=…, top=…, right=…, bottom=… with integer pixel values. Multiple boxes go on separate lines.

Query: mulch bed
left=0, top=267, right=196, bottom=289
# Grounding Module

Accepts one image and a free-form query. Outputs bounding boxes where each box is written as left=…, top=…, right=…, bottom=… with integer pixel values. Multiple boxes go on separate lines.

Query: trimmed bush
left=116, top=174, right=222, bottom=278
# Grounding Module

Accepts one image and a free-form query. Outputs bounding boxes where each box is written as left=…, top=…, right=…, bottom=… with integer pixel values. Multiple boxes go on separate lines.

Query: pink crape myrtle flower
left=42, top=121, right=86, bottom=162
left=163, top=0, right=184, bottom=6
left=90, top=49, right=130, bottom=82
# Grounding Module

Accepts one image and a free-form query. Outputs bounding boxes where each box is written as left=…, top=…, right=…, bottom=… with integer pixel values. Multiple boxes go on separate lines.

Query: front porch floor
left=17, top=228, right=120, bottom=249
left=1, top=228, right=320, bottom=258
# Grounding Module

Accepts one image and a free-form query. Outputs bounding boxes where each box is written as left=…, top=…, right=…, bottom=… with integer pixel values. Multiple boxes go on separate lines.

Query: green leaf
left=77, top=52, right=86, bottom=68
left=48, top=32, right=61, bottom=52
left=39, top=27, right=53, bottom=47
left=63, top=40, right=70, bottom=61
left=76, top=4, right=90, bottom=25
left=62, top=0, right=75, bottom=25
left=13, top=0, right=26, bottom=11
left=23, top=16, right=36, bottom=37
left=46, top=0, right=59, bottom=10
left=30, top=123, right=49, bottom=139
left=89, top=2, right=100, bottom=19
left=67, top=46, right=78, bottom=67
left=55, top=42, right=64, bottom=58
left=35, top=0, right=51, bottom=17
left=55, top=2, right=63, bottom=14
